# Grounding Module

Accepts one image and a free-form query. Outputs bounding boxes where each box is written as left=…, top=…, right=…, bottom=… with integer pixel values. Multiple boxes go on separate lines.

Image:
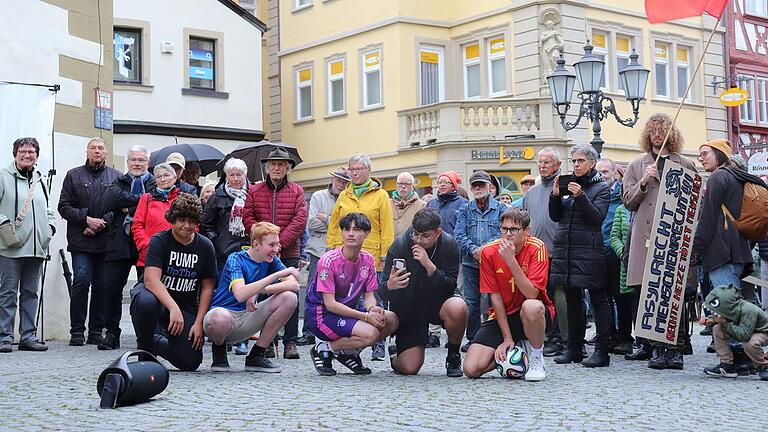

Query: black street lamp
left=546, top=42, right=650, bottom=154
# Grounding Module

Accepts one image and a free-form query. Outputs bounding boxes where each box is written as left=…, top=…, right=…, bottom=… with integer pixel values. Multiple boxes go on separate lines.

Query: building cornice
left=218, top=0, right=267, bottom=32
left=113, top=120, right=265, bottom=142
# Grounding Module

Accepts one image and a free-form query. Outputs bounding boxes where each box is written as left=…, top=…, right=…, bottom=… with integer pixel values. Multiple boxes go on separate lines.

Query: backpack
left=721, top=167, right=768, bottom=242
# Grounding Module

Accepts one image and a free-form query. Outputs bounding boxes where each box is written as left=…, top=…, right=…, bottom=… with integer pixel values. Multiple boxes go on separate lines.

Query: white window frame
left=361, top=48, right=382, bottom=109
left=418, top=45, right=445, bottom=105
left=486, top=36, right=507, bottom=97
left=654, top=42, right=671, bottom=99
left=739, top=75, right=757, bottom=124
left=746, top=0, right=768, bottom=16
left=295, top=65, right=313, bottom=121
left=463, top=43, right=481, bottom=99
left=758, top=77, right=768, bottom=125
left=294, top=0, right=312, bottom=11
left=615, top=35, right=632, bottom=92
left=591, top=31, right=610, bottom=91
left=675, top=46, right=692, bottom=102
left=326, top=58, right=345, bottom=115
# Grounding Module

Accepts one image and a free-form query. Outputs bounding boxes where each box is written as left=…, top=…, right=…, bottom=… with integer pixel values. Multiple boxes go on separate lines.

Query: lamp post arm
left=560, top=100, right=589, bottom=131
left=600, top=95, right=640, bottom=128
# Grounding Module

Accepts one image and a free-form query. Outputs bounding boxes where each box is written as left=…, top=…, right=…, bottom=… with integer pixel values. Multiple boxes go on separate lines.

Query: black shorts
left=472, top=307, right=552, bottom=349
left=393, top=294, right=461, bottom=354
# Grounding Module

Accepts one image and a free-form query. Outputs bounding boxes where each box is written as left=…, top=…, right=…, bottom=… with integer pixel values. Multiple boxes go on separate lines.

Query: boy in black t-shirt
left=129, top=193, right=217, bottom=371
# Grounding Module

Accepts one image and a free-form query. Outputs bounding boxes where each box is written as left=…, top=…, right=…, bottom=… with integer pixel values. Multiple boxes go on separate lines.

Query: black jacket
left=693, top=165, right=754, bottom=272
left=58, top=162, right=121, bottom=253
left=548, top=169, right=609, bottom=291
left=104, top=172, right=156, bottom=261
left=200, top=185, right=250, bottom=268
left=378, top=227, right=460, bottom=321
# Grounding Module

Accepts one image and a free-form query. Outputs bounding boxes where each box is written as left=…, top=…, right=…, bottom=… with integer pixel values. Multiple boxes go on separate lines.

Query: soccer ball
left=495, top=345, right=528, bottom=379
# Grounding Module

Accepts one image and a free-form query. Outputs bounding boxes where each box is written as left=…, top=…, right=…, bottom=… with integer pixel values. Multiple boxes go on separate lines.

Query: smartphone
left=558, top=174, right=574, bottom=196
left=393, top=258, right=405, bottom=270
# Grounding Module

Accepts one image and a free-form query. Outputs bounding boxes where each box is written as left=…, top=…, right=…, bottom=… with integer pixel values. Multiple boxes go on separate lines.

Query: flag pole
left=654, top=14, right=723, bottom=165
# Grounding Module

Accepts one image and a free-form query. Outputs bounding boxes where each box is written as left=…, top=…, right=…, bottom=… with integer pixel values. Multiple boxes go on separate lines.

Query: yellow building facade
left=274, top=0, right=727, bottom=196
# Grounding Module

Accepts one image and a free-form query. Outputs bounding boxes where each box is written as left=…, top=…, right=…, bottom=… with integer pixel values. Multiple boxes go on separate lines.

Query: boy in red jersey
left=463, top=208, right=554, bottom=381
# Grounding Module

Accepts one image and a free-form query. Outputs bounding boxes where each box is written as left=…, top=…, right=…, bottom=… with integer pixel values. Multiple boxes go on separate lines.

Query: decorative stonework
left=538, top=8, right=563, bottom=84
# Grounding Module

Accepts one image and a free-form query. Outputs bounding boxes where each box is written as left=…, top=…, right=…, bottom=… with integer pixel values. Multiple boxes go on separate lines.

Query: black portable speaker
left=96, top=350, right=169, bottom=408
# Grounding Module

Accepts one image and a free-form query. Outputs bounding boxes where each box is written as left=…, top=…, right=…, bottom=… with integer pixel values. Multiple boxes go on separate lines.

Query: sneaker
left=69, top=334, right=85, bottom=346
left=296, top=334, right=316, bottom=346
left=445, top=353, right=463, bottom=377
left=283, top=341, right=300, bottom=359
left=610, top=341, right=634, bottom=356
left=234, top=341, right=249, bottom=356
left=265, top=345, right=276, bottom=358
left=525, top=354, right=546, bottom=381
left=699, top=325, right=713, bottom=336
left=310, top=345, right=337, bottom=376
left=426, top=334, right=441, bottom=348
left=543, top=340, right=564, bottom=357
left=18, top=341, right=48, bottom=352
left=648, top=348, right=667, bottom=369
left=757, top=366, right=768, bottom=381
left=625, top=346, right=652, bottom=361
left=336, top=351, right=372, bottom=374
left=86, top=334, right=104, bottom=345
left=371, top=342, right=385, bottom=361
left=245, top=352, right=282, bottom=373
left=460, top=341, right=471, bottom=353
left=97, top=334, right=120, bottom=351
left=0, top=341, right=11, bottom=353
left=665, top=349, right=684, bottom=370
left=210, top=343, right=230, bottom=372
left=703, top=362, right=738, bottom=378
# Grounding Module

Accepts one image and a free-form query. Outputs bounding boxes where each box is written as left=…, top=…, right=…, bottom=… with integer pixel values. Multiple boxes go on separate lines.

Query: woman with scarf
left=549, top=143, right=611, bottom=368
left=132, top=162, right=182, bottom=276
left=201, top=158, right=250, bottom=271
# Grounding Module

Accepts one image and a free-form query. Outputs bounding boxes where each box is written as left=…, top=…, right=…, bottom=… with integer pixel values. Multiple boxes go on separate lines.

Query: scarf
left=225, top=183, right=248, bottom=237
left=156, top=185, right=175, bottom=200
left=131, top=171, right=151, bottom=195
left=352, top=178, right=372, bottom=198
left=392, top=190, right=416, bottom=209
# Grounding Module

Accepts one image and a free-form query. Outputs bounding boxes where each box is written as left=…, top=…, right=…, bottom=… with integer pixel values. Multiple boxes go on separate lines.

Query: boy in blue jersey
left=204, top=222, right=300, bottom=372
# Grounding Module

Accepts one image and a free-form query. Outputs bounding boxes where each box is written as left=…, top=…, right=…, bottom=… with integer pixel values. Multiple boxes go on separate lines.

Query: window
left=676, top=47, right=691, bottom=101
left=746, top=0, right=768, bottom=16
left=362, top=49, right=381, bottom=108
left=759, top=78, right=768, bottom=124
left=113, top=28, right=141, bottom=83
left=616, top=36, right=631, bottom=92
left=487, top=36, right=507, bottom=96
left=463, top=43, right=481, bottom=99
left=419, top=46, right=444, bottom=105
left=327, top=59, right=344, bottom=114
left=591, top=32, right=609, bottom=90
left=739, top=76, right=756, bottom=123
left=654, top=42, right=670, bottom=98
left=296, top=67, right=313, bottom=120
left=295, top=0, right=311, bottom=9
left=189, top=37, right=215, bottom=90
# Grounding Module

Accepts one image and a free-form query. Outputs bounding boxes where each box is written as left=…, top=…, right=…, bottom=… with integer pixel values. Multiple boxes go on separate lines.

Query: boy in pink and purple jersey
left=306, top=213, right=398, bottom=375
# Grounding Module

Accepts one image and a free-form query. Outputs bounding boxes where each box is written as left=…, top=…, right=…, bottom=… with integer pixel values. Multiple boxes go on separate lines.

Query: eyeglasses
left=128, top=158, right=148, bottom=163
left=17, top=150, right=37, bottom=155
left=571, top=158, right=589, bottom=165
left=396, top=182, right=414, bottom=187
left=501, top=226, right=524, bottom=235
left=470, top=182, right=487, bottom=189
left=348, top=167, right=368, bottom=173
left=411, top=230, right=435, bottom=241
left=537, top=160, right=555, bottom=166
left=436, top=180, right=452, bottom=186
left=156, top=173, right=174, bottom=180
left=698, top=150, right=712, bottom=159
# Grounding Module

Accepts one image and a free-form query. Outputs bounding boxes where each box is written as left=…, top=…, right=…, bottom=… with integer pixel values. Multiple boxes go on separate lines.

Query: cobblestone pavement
left=1, top=306, right=765, bottom=431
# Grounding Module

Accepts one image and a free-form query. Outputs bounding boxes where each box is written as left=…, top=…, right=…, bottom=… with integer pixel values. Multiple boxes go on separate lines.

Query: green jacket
left=705, top=285, right=768, bottom=342
left=0, top=163, right=56, bottom=259
left=610, top=204, right=631, bottom=294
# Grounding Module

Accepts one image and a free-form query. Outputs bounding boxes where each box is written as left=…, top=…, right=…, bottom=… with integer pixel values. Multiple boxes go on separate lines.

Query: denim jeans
left=69, top=252, right=107, bottom=337
left=462, top=264, right=480, bottom=341
left=708, top=263, right=744, bottom=289
left=103, top=258, right=134, bottom=337
left=0, top=256, right=43, bottom=344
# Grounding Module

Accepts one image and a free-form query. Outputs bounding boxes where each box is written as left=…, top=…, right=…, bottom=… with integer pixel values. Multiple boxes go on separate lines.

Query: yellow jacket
left=326, top=177, right=394, bottom=271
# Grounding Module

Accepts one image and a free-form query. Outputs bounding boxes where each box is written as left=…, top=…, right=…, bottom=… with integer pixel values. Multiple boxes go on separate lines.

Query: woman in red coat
left=132, top=163, right=181, bottom=274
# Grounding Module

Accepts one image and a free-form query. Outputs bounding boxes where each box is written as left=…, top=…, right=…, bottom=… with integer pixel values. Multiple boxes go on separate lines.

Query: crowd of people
left=1, top=112, right=767, bottom=381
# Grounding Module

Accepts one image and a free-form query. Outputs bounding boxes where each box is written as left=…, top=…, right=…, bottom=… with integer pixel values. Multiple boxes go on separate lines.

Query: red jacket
left=243, top=178, right=307, bottom=259
left=131, top=188, right=179, bottom=266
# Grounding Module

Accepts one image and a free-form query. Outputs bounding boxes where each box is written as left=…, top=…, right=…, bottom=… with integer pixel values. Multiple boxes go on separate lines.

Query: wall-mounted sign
left=719, top=88, right=749, bottom=107
left=747, top=151, right=768, bottom=175
left=471, top=146, right=536, bottom=165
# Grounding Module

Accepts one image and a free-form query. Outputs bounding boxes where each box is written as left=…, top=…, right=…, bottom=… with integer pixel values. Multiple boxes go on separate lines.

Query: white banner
left=634, top=160, right=705, bottom=344
left=0, top=82, right=56, bottom=171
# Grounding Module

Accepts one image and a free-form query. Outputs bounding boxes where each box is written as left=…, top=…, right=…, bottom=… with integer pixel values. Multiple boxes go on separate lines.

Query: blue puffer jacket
left=601, top=181, right=622, bottom=255
left=426, top=191, right=467, bottom=236
left=454, top=197, right=504, bottom=268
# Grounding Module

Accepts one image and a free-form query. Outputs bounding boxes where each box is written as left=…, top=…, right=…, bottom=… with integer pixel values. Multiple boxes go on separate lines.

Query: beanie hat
left=438, top=171, right=462, bottom=190
left=700, top=139, right=732, bottom=158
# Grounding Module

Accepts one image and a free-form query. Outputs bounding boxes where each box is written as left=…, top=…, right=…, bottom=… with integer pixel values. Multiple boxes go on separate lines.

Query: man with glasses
left=463, top=208, right=553, bottom=381
left=379, top=208, right=467, bottom=376
left=391, top=172, right=426, bottom=238
left=100, top=145, right=156, bottom=350
left=454, top=170, right=505, bottom=351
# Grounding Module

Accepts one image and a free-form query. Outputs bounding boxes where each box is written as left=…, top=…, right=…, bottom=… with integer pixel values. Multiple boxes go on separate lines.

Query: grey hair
left=570, top=144, right=599, bottom=161
left=153, top=162, right=177, bottom=178
left=87, top=137, right=106, bottom=147
left=538, top=147, right=561, bottom=161
left=127, top=145, right=149, bottom=158
left=597, top=158, right=616, bottom=171
left=224, top=158, right=248, bottom=176
left=397, top=172, right=415, bottom=184
left=348, top=154, right=372, bottom=170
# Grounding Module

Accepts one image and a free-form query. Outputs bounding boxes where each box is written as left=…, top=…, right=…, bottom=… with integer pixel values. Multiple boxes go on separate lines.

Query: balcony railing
left=398, top=97, right=557, bottom=148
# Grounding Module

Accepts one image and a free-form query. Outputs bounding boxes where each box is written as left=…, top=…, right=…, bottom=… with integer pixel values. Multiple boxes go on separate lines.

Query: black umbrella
left=217, top=140, right=303, bottom=182
left=149, top=143, right=225, bottom=176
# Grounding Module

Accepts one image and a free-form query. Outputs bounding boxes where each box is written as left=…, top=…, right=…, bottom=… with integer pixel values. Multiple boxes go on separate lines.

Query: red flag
left=645, top=0, right=728, bottom=23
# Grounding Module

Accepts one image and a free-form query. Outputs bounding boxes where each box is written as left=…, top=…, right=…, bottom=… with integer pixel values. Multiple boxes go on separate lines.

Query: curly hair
left=165, top=192, right=203, bottom=224
left=639, top=113, right=684, bottom=154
